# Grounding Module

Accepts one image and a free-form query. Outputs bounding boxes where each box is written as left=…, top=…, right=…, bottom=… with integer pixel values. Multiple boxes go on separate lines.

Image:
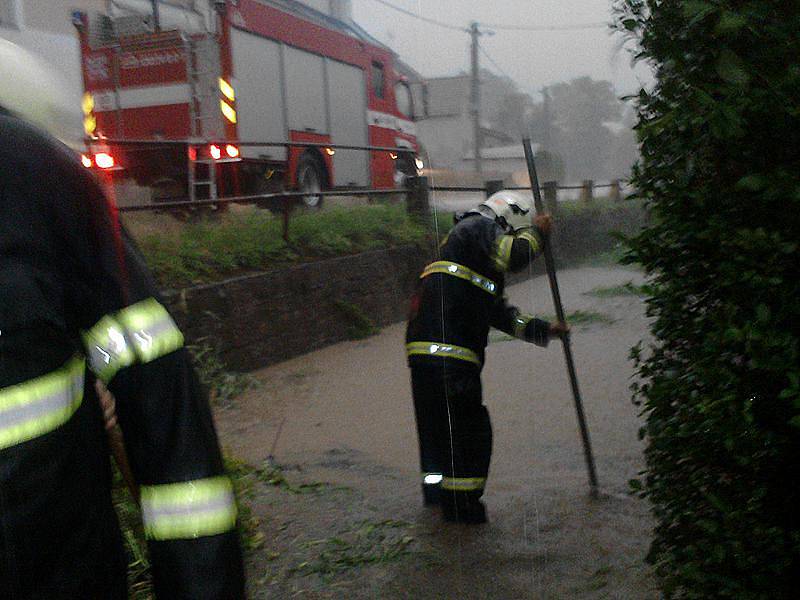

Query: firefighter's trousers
left=410, top=363, right=492, bottom=519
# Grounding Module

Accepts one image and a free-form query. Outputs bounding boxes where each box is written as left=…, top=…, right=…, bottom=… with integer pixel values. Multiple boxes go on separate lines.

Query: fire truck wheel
left=297, top=152, right=326, bottom=210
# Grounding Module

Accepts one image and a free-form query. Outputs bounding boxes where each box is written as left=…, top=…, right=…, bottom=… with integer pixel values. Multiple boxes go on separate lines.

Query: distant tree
left=492, top=92, right=534, bottom=139
left=605, top=103, right=639, bottom=179
left=547, top=77, right=623, bottom=181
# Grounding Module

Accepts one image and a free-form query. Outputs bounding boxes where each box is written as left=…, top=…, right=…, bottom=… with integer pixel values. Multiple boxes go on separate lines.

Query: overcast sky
left=351, top=0, right=653, bottom=99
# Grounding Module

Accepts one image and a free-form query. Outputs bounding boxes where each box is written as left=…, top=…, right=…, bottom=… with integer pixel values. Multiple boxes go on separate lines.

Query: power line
left=479, top=21, right=609, bottom=32
left=478, top=42, right=514, bottom=82
left=366, top=0, right=467, bottom=32
left=364, top=0, right=609, bottom=33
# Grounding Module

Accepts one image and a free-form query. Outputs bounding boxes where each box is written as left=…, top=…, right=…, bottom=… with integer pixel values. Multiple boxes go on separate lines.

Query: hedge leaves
left=614, top=0, right=800, bottom=597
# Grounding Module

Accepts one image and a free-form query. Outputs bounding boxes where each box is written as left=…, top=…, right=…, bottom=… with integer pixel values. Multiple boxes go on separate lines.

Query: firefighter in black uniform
left=406, top=190, right=567, bottom=523
left=0, top=41, right=245, bottom=598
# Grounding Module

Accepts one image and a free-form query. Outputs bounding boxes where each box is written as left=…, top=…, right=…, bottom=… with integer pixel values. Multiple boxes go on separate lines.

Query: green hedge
left=616, top=1, right=800, bottom=597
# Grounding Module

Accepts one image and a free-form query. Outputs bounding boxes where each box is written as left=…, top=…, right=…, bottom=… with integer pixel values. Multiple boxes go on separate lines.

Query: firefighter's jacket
left=406, top=213, right=550, bottom=370
left=0, top=116, right=244, bottom=599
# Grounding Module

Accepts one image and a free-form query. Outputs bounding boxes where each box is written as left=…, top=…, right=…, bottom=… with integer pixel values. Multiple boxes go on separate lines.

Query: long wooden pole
left=523, top=138, right=599, bottom=498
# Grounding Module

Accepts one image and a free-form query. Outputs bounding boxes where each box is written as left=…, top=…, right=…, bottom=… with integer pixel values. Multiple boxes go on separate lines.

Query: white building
left=414, top=71, right=518, bottom=170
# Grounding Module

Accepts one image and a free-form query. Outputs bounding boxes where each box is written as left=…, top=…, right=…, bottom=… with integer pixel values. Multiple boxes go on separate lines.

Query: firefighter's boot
left=441, top=491, right=488, bottom=524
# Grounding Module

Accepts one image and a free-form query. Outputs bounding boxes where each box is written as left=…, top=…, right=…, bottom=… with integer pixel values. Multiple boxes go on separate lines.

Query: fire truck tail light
left=209, top=144, right=222, bottom=160
left=225, top=144, right=240, bottom=158
left=94, top=152, right=115, bottom=169
left=81, top=154, right=93, bottom=168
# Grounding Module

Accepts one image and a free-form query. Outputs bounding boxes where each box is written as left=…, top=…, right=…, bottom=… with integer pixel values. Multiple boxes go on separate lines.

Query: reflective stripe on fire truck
left=219, top=77, right=237, bottom=124
left=82, top=92, right=97, bottom=136
left=141, top=476, right=238, bottom=540
left=219, top=77, right=235, bottom=102
left=91, top=84, right=191, bottom=111
left=83, top=298, right=184, bottom=383
left=421, top=261, right=498, bottom=296
left=406, top=342, right=480, bottom=366
left=0, top=355, right=84, bottom=451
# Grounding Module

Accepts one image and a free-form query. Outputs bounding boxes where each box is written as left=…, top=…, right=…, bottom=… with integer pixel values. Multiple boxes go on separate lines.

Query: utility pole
left=469, top=21, right=482, bottom=174
left=151, top=0, right=161, bottom=31
left=541, top=86, right=552, bottom=151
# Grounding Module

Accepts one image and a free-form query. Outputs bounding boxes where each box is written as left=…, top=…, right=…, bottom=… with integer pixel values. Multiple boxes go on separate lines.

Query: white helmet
left=480, top=190, right=535, bottom=232
left=0, top=39, right=76, bottom=143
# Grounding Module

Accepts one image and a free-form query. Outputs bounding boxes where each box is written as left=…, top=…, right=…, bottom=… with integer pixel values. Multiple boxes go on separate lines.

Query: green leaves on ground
left=290, top=520, right=415, bottom=581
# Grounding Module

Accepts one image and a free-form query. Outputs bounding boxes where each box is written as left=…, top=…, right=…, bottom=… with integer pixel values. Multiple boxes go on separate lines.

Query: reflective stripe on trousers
left=442, top=476, right=486, bottom=492
left=140, top=476, right=238, bottom=540
left=421, top=261, right=498, bottom=296
left=83, top=297, right=184, bottom=383
left=0, top=355, right=84, bottom=450
left=406, top=342, right=480, bottom=366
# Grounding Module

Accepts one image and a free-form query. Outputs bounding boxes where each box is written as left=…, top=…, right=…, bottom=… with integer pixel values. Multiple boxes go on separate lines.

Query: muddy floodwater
left=215, top=266, right=659, bottom=599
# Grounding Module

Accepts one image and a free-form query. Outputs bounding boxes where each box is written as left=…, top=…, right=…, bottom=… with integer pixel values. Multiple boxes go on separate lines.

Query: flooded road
left=216, top=266, right=657, bottom=599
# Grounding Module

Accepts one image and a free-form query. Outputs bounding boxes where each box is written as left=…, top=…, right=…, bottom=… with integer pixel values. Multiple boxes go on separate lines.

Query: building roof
left=463, top=142, right=540, bottom=161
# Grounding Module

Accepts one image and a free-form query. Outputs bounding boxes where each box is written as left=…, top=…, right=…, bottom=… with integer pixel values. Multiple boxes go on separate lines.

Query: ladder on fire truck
left=185, top=33, right=221, bottom=204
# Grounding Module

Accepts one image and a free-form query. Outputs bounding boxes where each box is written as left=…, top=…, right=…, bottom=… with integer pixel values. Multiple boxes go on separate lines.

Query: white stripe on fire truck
left=92, top=83, right=192, bottom=112
left=367, top=110, right=416, bottom=136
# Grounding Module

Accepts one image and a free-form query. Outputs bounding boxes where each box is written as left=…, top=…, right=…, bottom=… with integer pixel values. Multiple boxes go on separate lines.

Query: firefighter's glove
left=95, top=380, right=118, bottom=431
left=548, top=320, right=571, bottom=341
left=533, top=213, right=553, bottom=238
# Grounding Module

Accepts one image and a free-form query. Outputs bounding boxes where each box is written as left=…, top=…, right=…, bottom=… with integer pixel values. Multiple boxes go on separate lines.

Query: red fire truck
left=74, top=0, right=423, bottom=208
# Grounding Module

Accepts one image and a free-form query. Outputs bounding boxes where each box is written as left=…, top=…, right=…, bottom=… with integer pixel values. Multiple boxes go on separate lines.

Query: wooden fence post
left=580, top=180, right=594, bottom=203
left=485, top=179, right=504, bottom=198
left=406, top=176, right=430, bottom=219
left=543, top=180, right=559, bottom=216
left=609, top=179, right=622, bottom=202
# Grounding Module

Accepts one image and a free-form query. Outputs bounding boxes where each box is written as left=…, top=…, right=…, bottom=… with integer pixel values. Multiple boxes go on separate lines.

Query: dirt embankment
left=215, top=266, right=658, bottom=599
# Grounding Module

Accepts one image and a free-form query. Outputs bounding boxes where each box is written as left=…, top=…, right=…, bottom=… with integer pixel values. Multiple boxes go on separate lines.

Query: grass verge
left=139, top=204, right=427, bottom=287
left=188, top=340, right=258, bottom=406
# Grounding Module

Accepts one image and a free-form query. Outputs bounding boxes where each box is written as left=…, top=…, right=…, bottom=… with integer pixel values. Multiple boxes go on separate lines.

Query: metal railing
left=98, top=137, right=625, bottom=239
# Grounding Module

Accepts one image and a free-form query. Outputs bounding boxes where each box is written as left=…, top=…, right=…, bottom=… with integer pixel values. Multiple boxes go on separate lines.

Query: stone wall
left=163, top=203, right=645, bottom=371
left=163, top=244, right=428, bottom=371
